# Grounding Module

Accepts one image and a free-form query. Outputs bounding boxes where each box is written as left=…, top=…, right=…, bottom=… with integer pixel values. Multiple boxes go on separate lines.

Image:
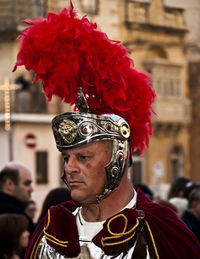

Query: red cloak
left=25, top=189, right=200, bottom=258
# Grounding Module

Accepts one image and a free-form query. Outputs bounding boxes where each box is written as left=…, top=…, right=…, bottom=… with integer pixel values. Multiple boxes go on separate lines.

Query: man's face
left=194, top=199, right=200, bottom=219
left=13, top=168, right=33, bottom=203
left=62, top=141, right=111, bottom=204
left=25, top=203, right=37, bottom=220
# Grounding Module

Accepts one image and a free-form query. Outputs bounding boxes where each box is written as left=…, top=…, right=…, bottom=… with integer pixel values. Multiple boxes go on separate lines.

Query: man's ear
left=3, top=178, right=15, bottom=194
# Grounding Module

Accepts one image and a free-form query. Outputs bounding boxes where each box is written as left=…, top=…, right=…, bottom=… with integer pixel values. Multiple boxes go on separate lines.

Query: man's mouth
left=68, top=181, right=84, bottom=187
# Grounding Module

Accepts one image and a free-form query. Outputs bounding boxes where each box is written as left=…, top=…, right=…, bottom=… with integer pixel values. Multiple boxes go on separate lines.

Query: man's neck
left=81, top=177, right=134, bottom=222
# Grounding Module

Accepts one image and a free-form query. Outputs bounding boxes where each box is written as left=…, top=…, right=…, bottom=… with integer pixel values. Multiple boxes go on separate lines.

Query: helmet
left=52, top=110, right=130, bottom=199
left=13, top=3, right=155, bottom=200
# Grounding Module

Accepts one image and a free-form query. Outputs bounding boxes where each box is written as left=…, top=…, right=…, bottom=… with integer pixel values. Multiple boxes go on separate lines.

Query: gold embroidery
left=102, top=231, right=137, bottom=247
left=145, top=220, right=159, bottom=259
left=30, top=230, right=44, bottom=259
left=43, top=210, right=69, bottom=247
left=101, top=214, right=139, bottom=247
left=45, top=235, right=68, bottom=247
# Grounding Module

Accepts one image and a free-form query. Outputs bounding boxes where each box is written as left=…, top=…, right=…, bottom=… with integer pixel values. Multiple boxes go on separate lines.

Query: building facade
left=0, top=0, right=194, bottom=216
left=166, top=0, right=200, bottom=182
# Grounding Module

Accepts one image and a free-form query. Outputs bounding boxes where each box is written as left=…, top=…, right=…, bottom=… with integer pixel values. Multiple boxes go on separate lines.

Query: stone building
left=0, top=0, right=193, bottom=214
left=165, top=0, right=200, bottom=182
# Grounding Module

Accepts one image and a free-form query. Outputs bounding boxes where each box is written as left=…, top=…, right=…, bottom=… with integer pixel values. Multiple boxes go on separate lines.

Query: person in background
left=167, top=177, right=190, bottom=217
left=0, top=161, right=35, bottom=234
left=0, top=213, right=30, bottom=259
left=182, top=187, right=200, bottom=242
left=156, top=199, right=178, bottom=213
left=134, top=183, right=154, bottom=200
left=183, top=181, right=200, bottom=199
left=168, top=177, right=190, bottom=199
left=24, top=200, right=37, bottom=225
left=13, top=3, right=200, bottom=258
left=15, top=72, right=31, bottom=113
left=37, top=187, right=71, bottom=225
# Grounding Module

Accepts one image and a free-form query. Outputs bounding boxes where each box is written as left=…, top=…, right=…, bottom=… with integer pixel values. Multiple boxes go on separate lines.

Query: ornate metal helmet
left=52, top=111, right=130, bottom=198
left=13, top=3, right=155, bottom=199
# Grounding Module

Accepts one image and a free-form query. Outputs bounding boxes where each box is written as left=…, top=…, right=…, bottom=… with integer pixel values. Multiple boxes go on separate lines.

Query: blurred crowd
left=0, top=161, right=199, bottom=258
left=134, top=178, right=200, bottom=243
left=0, top=161, right=71, bottom=259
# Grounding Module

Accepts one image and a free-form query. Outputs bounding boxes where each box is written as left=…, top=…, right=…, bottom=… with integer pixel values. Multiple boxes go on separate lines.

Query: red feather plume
left=13, top=3, right=156, bottom=154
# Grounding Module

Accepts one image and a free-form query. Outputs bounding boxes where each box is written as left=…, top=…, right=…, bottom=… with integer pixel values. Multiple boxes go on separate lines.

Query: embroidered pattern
left=145, top=220, right=159, bottom=259
left=43, top=210, right=69, bottom=248
left=30, top=230, right=44, bottom=259
left=101, top=213, right=139, bottom=247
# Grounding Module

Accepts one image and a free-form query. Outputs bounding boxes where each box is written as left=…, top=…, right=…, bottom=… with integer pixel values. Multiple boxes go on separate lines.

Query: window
left=131, top=149, right=145, bottom=184
left=132, top=161, right=143, bottom=184
left=32, top=0, right=47, bottom=17
left=36, top=151, right=48, bottom=184
left=143, top=62, right=182, bottom=98
left=170, top=146, right=183, bottom=181
left=125, top=1, right=147, bottom=24
left=81, top=0, right=99, bottom=15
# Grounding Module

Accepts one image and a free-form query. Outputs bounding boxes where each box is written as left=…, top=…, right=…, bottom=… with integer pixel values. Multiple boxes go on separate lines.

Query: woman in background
left=0, top=214, right=30, bottom=259
left=37, top=187, right=71, bottom=225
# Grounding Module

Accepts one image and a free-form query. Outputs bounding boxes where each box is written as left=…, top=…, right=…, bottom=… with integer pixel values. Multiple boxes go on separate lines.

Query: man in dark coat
left=182, top=186, right=200, bottom=242
left=0, top=162, right=35, bottom=234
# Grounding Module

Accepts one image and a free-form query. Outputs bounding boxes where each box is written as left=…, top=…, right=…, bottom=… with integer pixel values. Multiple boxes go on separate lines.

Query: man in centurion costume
left=13, top=3, right=200, bottom=259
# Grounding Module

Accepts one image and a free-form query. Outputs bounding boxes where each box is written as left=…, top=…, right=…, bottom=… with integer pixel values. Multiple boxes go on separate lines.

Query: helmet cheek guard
left=97, top=139, right=129, bottom=201
left=52, top=112, right=131, bottom=199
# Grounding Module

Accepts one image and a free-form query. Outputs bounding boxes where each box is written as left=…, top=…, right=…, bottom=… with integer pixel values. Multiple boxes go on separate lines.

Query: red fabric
left=25, top=192, right=200, bottom=258
left=25, top=200, right=80, bottom=258
left=136, top=189, right=200, bottom=258
left=42, top=201, right=80, bottom=256
left=24, top=216, right=44, bottom=258
left=93, top=208, right=139, bottom=255
left=13, top=3, right=155, bottom=155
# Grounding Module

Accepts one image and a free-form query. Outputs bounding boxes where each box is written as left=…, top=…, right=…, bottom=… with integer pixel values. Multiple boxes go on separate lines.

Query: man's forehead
left=18, top=168, right=32, bottom=181
left=5, top=162, right=31, bottom=174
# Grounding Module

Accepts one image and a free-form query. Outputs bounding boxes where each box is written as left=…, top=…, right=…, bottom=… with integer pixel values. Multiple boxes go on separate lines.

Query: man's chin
left=71, top=191, right=95, bottom=204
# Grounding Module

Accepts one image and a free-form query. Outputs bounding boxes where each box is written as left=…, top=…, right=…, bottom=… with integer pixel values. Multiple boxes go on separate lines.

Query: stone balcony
left=153, top=97, right=191, bottom=123
left=124, top=0, right=187, bottom=33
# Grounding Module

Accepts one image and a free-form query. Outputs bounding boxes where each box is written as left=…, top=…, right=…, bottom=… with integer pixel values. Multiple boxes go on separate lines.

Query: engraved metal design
left=37, top=234, right=150, bottom=258
left=75, top=87, right=89, bottom=112
left=52, top=113, right=130, bottom=151
left=120, top=122, right=130, bottom=138
left=52, top=112, right=131, bottom=199
left=58, top=119, right=77, bottom=144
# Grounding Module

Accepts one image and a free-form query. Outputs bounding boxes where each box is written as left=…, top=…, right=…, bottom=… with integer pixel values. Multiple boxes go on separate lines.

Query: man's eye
left=24, top=181, right=32, bottom=186
left=79, top=155, right=90, bottom=161
left=80, top=155, right=87, bottom=159
left=64, top=157, right=69, bottom=164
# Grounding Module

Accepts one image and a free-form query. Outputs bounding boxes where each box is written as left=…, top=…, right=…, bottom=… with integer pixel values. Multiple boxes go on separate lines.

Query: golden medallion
left=58, top=119, right=77, bottom=143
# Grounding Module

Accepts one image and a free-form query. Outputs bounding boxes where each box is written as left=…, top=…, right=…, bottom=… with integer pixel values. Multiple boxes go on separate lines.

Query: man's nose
left=64, top=156, right=78, bottom=174
left=29, top=185, right=34, bottom=193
